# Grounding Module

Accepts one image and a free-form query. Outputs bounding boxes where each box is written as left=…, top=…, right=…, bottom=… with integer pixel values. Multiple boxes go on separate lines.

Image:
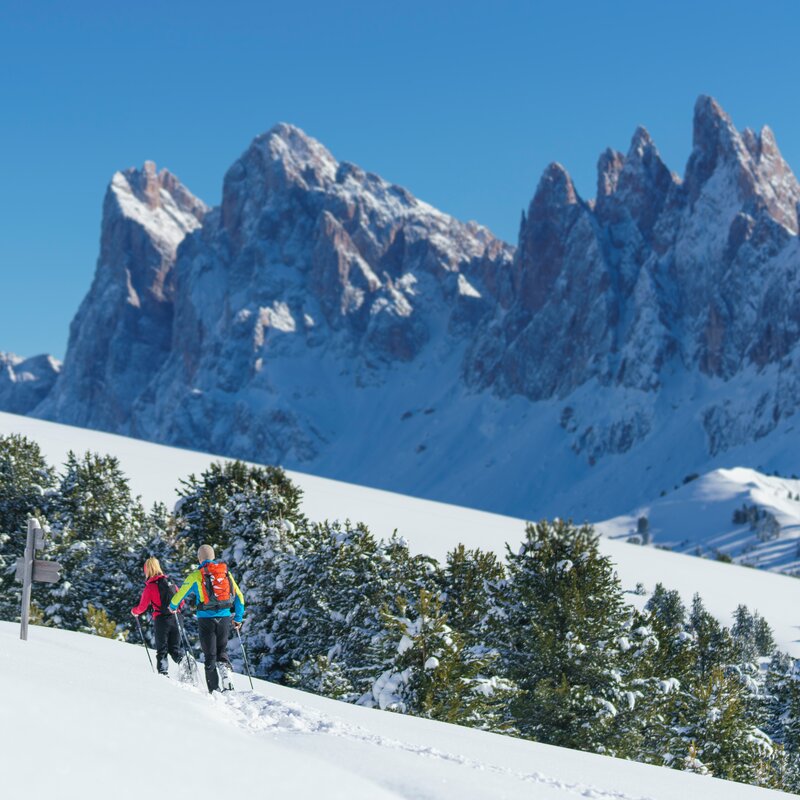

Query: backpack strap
left=155, top=575, right=175, bottom=615
left=201, top=565, right=215, bottom=608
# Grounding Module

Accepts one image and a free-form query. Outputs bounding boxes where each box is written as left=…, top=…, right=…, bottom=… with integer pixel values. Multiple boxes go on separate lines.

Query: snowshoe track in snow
left=210, top=686, right=655, bottom=800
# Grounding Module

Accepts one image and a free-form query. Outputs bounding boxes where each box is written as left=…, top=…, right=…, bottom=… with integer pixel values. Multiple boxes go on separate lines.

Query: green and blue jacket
left=170, top=560, right=245, bottom=622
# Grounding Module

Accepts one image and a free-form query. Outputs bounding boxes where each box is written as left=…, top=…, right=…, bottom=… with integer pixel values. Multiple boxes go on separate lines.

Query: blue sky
left=2, top=0, right=799, bottom=358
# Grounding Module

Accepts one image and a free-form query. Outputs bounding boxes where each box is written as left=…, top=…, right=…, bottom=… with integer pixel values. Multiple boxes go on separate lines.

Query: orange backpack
left=199, top=562, right=234, bottom=611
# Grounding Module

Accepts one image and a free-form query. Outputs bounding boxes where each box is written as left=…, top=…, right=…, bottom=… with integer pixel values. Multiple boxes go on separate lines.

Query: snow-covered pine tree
left=442, top=544, right=504, bottom=648
left=363, top=588, right=517, bottom=731
left=0, top=434, right=55, bottom=621
left=226, top=490, right=299, bottom=679
left=728, top=605, right=776, bottom=746
left=673, top=665, right=778, bottom=786
left=641, top=583, right=696, bottom=686
left=762, top=652, right=800, bottom=791
left=731, top=604, right=760, bottom=664
left=688, top=593, right=732, bottom=682
left=40, top=451, right=149, bottom=635
left=674, top=596, right=782, bottom=786
left=616, top=600, right=690, bottom=766
left=175, top=460, right=304, bottom=570
left=491, top=519, right=632, bottom=754
left=134, top=502, right=192, bottom=582
left=271, top=522, right=439, bottom=696
left=754, top=614, right=777, bottom=657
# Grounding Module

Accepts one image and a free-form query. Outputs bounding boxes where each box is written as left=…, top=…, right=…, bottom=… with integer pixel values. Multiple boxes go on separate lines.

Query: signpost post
left=15, top=517, right=62, bottom=641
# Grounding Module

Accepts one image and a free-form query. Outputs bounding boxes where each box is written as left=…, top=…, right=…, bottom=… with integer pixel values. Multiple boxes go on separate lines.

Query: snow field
left=0, top=623, right=790, bottom=799
left=597, top=467, right=800, bottom=572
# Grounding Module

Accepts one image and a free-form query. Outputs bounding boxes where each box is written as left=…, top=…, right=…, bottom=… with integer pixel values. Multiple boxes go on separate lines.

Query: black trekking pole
left=234, top=625, right=254, bottom=690
left=134, top=615, right=155, bottom=673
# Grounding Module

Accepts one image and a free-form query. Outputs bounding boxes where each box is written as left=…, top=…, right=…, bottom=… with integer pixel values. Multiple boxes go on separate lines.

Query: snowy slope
left=0, top=622, right=790, bottom=800
left=597, top=468, right=800, bottom=573
left=3, top=411, right=800, bottom=661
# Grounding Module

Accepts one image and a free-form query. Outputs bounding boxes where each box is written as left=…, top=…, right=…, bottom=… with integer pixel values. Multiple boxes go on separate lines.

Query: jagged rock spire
left=597, top=148, right=625, bottom=200
left=683, top=95, right=800, bottom=232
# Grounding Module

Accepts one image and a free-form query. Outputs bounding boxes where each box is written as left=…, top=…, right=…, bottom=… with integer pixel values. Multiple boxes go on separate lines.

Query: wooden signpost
left=15, top=518, right=62, bottom=641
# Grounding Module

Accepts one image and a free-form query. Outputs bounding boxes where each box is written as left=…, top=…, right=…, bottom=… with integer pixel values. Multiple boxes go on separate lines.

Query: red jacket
left=132, top=575, right=179, bottom=618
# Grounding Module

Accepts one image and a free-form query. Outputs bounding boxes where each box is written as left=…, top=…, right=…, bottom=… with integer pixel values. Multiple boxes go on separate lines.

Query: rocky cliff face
left=466, top=96, right=800, bottom=464
left=129, top=124, right=513, bottom=461
left=20, top=97, right=800, bottom=519
left=35, top=162, right=207, bottom=429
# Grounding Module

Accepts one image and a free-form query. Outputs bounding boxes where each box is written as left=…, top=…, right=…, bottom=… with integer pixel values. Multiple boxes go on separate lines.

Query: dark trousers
left=198, top=616, right=232, bottom=692
left=154, top=614, right=185, bottom=675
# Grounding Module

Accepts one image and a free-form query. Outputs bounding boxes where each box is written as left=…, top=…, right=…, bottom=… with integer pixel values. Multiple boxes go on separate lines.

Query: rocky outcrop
left=128, top=124, right=513, bottom=460
left=35, top=162, right=208, bottom=430
left=463, top=95, right=800, bottom=462
left=0, top=353, right=60, bottom=414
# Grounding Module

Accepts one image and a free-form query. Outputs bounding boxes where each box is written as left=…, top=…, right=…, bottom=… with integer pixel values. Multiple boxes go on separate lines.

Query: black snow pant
left=198, top=616, right=232, bottom=692
left=154, top=614, right=185, bottom=675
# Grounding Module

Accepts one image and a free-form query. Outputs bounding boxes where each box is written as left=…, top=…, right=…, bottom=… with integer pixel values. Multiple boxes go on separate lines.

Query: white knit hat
left=197, top=544, right=215, bottom=562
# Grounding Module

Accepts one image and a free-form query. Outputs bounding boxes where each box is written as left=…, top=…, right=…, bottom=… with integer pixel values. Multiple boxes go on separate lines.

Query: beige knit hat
left=197, top=544, right=215, bottom=562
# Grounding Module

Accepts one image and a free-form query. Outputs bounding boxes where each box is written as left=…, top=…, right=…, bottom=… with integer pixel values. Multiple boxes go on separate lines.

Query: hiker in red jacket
left=132, top=557, right=189, bottom=678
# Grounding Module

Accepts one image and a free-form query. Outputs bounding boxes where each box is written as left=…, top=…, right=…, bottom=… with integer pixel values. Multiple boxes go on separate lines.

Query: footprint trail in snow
left=210, top=687, right=656, bottom=800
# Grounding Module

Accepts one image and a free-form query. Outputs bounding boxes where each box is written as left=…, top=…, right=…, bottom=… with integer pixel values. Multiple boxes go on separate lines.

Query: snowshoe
left=218, top=663, right=235, bottom=692
left=178, top=654, right=194, bottom=684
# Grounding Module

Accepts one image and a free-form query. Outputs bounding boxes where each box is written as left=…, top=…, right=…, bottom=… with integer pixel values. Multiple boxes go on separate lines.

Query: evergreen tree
left=230, top=492, right=299, bottom=678
left=688, top=594, right=731, bottom=681
left=731, top=604, right=759, bottom=664
left=754, top=613, right=777, bottom=658
left=135, top=502, right=192, bottom=581
left=363, top=589, right=517, bottom=731
left=673, top=666, right=778, bottom=786
left=39, top=451, right=149, bottom=635
left=175, top=460, right=304, bottom=569
left=442, top=544, right=504, bottom=648
left=0, top=434, right=55, bottom=621
left=83, top=603, right=128, bottom=640
left=620, top=602, right=692, bottom=766
left=763, top=652, right=800, bottom=791
left=270, top=522, right=439, bottom=695
left=491, top=519, right=633, bottom=754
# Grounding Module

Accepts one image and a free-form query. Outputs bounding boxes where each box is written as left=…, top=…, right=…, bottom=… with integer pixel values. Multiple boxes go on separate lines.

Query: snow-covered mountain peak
left=685, top=95, right=800, bottom=233
left=33, top=163, right=208, bottom=430
left=596, top=124, right=676, bottom=240
left=596, top=148, right=625, bottom=199
left=684, top=95, right=752, bottom=205
left=746, top=124, right=800, bottom=234
left=628, top=124, right=655, bottom=154
left=261, top=122, right=339, bottom=176
left=109, top=161, right=208, bottom=256
left=224, top=122, right=339, bottom=202
left=532, top=162, right=579, bottom=208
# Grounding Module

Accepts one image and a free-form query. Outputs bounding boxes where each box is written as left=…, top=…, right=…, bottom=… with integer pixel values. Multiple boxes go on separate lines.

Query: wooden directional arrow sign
left=16, top=558, right=62, bottom=584
left=32, top=560, right=62, bottom=584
